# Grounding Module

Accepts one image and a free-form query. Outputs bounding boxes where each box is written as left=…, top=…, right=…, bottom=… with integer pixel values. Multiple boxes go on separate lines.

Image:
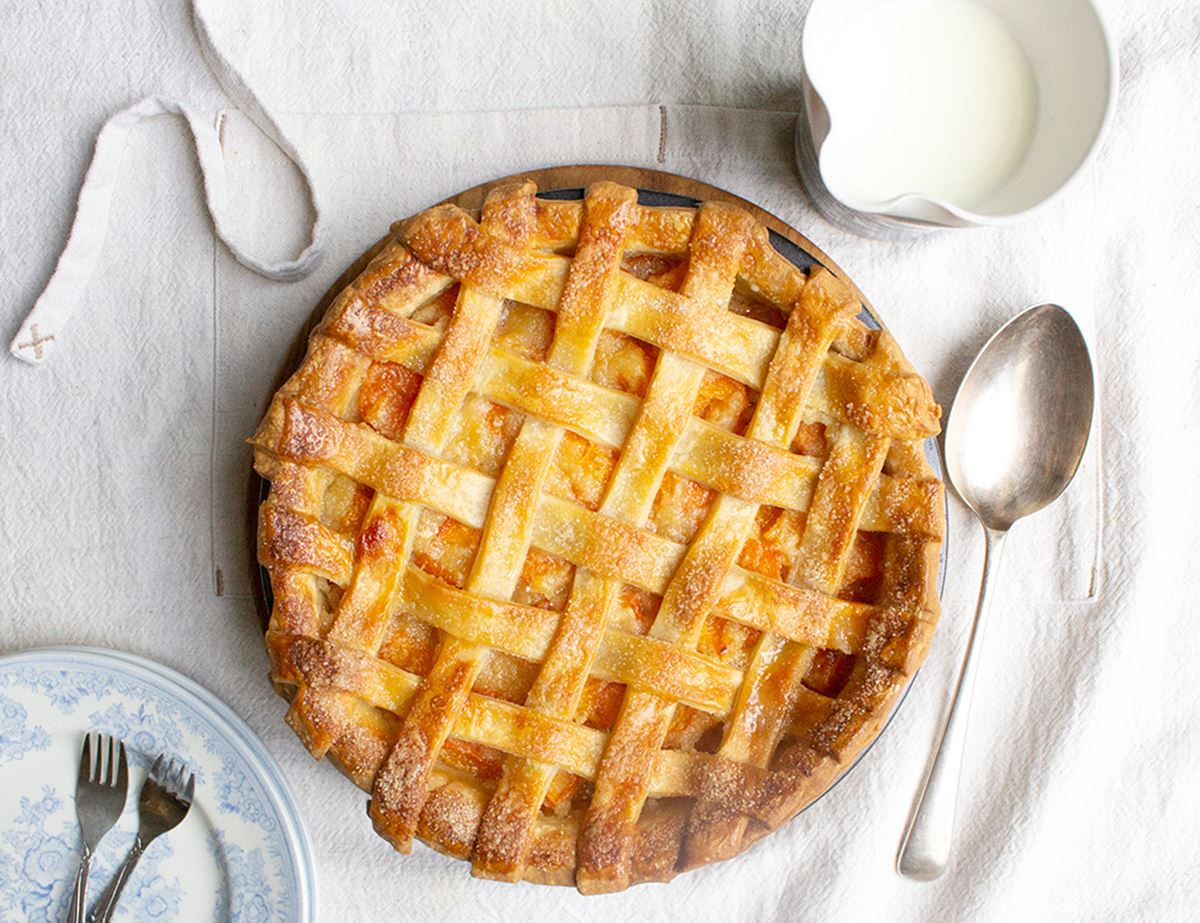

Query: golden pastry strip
left=316, top=311, right=941, bottom=529
left=326, top=291, right=939, bottom=442
left=257, top=392, right=939, bottom=555
left=371, top=187, right=550, bottom=850
left=474, top=350, right=708, bottom=879
left=582, top=253, right=878, bottom=888
left=256, top=399, right=933, bottom=644
left=276, top=636, right=780, bottom=807
left=258, top=505, right=927, bottom=673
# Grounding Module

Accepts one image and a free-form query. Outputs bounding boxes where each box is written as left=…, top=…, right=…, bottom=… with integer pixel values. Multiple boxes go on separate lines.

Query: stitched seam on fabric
left=657, top=105, right=668, bottom=164
left=210, top=109, right=225, bottom=598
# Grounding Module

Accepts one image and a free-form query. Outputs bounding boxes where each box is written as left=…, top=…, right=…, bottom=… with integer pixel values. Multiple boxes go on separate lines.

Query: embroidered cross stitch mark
left=16, top=325, right=55, bottom=360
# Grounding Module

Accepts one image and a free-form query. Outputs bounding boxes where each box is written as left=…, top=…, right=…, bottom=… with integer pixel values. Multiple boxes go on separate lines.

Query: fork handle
left=66, top=846, right=93, bottom=923
left=86, top=836, right=145, bottom=923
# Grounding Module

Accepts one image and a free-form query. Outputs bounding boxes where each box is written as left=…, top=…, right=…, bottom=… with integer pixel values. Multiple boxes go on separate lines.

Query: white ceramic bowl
left=796, top=0, right=1118, bottom=236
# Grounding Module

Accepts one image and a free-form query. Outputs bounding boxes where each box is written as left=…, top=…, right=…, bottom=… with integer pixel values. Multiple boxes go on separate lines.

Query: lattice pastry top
left=252, top=180, right=944, bottom=893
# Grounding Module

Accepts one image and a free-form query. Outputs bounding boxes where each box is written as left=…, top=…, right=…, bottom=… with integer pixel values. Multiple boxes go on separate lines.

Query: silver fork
left=87, top=754, right=195, bottom=923
left=67, top=733, right=129, bottom=923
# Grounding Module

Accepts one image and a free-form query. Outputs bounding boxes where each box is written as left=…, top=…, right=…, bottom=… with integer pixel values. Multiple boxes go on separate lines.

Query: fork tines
left=79, top=732, right=127, bottom=790
left=148, top=753, right=196, bottom=800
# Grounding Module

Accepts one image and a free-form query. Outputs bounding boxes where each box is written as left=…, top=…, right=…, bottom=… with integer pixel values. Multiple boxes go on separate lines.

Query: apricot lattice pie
left=252, top=179, right=943, bottom=892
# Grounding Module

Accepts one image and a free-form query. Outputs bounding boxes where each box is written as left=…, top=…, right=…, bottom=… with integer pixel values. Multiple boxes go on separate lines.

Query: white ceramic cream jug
left=796, top=0, right=1117, bottom=237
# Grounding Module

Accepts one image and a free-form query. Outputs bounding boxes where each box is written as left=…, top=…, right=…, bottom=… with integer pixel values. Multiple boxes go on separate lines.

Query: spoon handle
left=898, top=525, right=1007, bottom=880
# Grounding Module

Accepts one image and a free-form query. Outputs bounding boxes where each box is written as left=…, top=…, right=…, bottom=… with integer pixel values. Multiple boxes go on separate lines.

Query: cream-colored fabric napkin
left=8, top=0, right=324, bottom=367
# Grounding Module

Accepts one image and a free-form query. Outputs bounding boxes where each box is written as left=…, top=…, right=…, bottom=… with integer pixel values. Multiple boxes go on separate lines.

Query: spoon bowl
left=945, top=303, right=1095, bottom=530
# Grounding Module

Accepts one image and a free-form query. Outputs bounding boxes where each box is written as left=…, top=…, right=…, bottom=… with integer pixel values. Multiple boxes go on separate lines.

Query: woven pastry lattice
left=252, top=180, right=944, bottom=892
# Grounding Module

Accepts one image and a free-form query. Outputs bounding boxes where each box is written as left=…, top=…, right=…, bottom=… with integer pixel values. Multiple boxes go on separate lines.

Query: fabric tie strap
left=9, top=0, right=325, bottom=366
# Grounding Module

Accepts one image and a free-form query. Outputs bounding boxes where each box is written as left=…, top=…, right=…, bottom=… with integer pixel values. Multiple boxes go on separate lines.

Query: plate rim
left=0, top=644, right=319, bottom=923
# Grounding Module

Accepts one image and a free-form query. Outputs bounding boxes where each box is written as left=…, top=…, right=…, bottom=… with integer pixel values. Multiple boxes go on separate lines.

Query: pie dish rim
left=249, top=165, right=948, bottom=889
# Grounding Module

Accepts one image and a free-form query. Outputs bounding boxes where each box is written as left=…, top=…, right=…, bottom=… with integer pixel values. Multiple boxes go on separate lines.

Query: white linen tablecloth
left=2, top=1, right=1197, bottom=920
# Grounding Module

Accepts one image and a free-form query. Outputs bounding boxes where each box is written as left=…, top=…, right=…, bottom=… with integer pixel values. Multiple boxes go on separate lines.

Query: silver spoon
left=897, top=303, right=1094, bottom=881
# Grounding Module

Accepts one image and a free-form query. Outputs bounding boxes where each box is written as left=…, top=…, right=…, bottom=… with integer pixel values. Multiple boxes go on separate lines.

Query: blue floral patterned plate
left=0, top=646, right=317, bottom=923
